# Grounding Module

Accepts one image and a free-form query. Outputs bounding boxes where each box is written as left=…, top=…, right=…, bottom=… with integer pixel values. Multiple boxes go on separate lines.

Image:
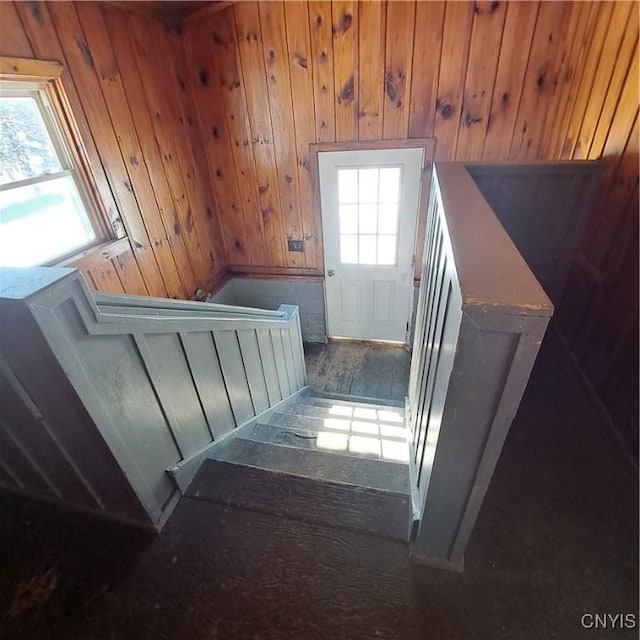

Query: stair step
left=295, top=396, right=405, bottom=422
left=249, top=422, right=410, bottom=463
left=188, top=457, right=412, bottom=541
left=278, top=402, right=405, bottom=426
left=210, top=437, right=410, bottom=494
left=307, top=389, right=405, bottom=409
left=266, top=410, right=408, bottom=438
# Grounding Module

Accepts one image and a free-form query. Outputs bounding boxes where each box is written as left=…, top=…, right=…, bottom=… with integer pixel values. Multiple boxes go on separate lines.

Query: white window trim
left=0, top=56, right=114, bottom=266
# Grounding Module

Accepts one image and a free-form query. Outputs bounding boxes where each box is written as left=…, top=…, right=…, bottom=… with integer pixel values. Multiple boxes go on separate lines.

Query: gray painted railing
left=0, top=268, right=306, bottom=528
left=409, top=164, right=553, bottom=572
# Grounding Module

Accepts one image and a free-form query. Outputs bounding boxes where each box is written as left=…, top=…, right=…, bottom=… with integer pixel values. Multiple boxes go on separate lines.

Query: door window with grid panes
left=337, top=166, right=401, bottom=266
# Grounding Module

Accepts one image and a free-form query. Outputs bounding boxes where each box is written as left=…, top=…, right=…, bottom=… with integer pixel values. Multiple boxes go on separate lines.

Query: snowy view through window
left=0, top=92, right=96, bottom=266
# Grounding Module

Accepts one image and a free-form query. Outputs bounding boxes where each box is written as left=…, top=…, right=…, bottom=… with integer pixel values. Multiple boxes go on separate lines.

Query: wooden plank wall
left=183, top=0, right=607, bottom=276
left=1, top=1, right=637, bottom=455
left=550, top=2, right=639, bottom=458
left=183, top=0, right=638, bottom=456
left=0, top=1, right=226, bottom=299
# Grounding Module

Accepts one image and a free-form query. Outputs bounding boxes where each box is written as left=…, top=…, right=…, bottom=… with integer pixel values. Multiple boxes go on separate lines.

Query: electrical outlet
left=288, top=239, right=304, bottom=252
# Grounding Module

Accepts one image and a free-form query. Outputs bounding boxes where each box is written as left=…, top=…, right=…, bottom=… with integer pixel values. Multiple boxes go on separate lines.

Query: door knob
left=327, top=269, right=335, bottom=277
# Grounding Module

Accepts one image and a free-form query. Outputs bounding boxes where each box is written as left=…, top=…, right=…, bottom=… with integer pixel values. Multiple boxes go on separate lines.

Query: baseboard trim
left=410, top=550, right=464, bottom=573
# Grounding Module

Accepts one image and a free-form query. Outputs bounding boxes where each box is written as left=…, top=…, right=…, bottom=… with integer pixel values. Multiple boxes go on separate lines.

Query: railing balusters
left=408, top=164, right=553, bottom=571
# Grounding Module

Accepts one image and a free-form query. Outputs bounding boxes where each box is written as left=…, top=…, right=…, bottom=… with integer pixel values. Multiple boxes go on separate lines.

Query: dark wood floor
left=304, top=340, right=410, bottom=403
left=0, top=331, right=637, bottom=640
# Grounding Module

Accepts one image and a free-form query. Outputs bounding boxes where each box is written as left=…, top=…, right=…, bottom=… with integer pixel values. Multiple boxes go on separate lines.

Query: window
left=337, top=166, right=401, bottom=266
left=0, top=63, right=104, bottom=267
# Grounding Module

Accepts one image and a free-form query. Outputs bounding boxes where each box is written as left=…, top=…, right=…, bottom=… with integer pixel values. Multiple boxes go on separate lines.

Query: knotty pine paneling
left=182, top=0, right=637, bottom=456
left=183, top=1, right=618, bottom=276
left=2, top=1, right=637, bottom=455
left=3, top=1, right=226, bottom=299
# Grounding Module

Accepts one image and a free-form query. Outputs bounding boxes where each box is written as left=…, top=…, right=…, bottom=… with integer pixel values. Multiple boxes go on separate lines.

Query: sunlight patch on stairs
left=185, top=391, right=413, bottom=541
left=313, top=403, right=409, bottom=462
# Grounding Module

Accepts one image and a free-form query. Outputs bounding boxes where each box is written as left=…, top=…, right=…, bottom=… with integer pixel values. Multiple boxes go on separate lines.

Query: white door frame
left=316, top=145, right=427, bottom=343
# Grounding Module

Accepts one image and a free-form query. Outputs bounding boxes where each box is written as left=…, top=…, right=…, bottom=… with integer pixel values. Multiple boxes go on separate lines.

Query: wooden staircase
left=186, top=392, right=414, bottom=541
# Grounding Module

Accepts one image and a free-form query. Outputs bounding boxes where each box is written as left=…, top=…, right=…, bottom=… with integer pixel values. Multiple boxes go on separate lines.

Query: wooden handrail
left=433, top=164, right=552, bottom=313
left=93, top=291, right=286, bottom=318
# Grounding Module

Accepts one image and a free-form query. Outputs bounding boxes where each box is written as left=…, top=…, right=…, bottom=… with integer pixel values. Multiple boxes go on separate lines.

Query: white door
left=318, top=148, right=423, bottom=342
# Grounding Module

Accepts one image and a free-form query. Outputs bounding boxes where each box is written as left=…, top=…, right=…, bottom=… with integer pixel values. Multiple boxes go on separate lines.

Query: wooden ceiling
left=102, top=1, right=231, bottom=27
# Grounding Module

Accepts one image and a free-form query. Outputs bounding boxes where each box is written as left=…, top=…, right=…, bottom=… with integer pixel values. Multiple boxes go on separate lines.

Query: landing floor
left=304, top=339, right=410, bottom=403
left=0, top=331, right=637, bottom=639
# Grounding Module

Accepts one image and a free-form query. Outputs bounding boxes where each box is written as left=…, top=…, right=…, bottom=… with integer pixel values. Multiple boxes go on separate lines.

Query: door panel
left=319, top=148, right=423, bottom=342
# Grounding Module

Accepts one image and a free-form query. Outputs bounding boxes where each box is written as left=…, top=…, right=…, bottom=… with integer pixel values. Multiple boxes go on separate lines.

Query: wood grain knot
left=474, top=1, right=500, bottom=14
left=463, top=111, right=482, bottom=126
left=30, top=4, right=44, bottom=26
left=76, top=41, right=94, bottom=68
left=439, top=102, right=454, bottom=119
left=199, top=70, right=209, bottom=87
left=338, top=76, right=355, bottom=105
left=333, top=12, right=352, bottom=35
left=385, top=80, right=397, bottom=102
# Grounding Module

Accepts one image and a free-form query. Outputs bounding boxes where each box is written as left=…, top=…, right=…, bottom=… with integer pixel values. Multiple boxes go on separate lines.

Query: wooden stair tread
left=209, top=437, right=410, bottom=494
left=266, top=410, right=408, bottom=436
left=187, top=458, right=412, bottom=541
left=276, top=403, right=405, bottom=425
left=307, top=388, right=405, bottom=408
left=294, top=395, right=405, bottom=416
left=250, top=422, right=410, bottom=463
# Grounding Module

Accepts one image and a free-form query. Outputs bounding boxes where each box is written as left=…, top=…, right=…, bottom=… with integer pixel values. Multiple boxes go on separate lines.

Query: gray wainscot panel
left=0, top=269, right=307, bottom=528
left=211, top=278, right=327, bottom=343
